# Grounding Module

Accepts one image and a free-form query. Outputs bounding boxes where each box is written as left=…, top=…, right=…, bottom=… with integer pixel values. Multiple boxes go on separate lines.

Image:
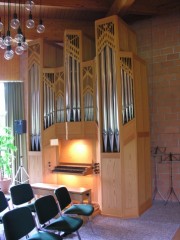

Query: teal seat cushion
left=29, top=231, right=62, bottom=240
left=64, top=204, right=94, bottom=216
left=44, top=215, right=83, bottom=235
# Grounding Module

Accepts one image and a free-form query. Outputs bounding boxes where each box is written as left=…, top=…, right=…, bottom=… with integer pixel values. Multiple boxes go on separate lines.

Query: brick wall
left=131, top=11, right=180, bottom=201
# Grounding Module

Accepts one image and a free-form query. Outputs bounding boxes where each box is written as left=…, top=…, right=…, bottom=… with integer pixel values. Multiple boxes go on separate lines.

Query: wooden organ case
left=96, top=16, right=151, bottom=217
left=27, top=15, right=151, bottom=218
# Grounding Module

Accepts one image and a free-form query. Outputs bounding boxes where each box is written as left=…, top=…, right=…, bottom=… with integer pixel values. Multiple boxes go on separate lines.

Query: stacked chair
left=34, top=195, right=83, bottom=239
left=2, top=183, right=86, bottom=239
left=55, top=186, right=94, bottom=230
left=2, top=206, right=63, bottom=240
left=10, top=183, right=36, bottom=213
left=0, top=191, right=10, bottom=223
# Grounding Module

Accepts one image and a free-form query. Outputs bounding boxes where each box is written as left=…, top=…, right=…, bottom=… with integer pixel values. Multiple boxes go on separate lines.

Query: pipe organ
left=27, top=15, right=151, bottom=218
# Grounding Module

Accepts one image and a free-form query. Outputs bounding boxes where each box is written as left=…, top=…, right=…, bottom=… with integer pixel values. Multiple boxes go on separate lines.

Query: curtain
left=4, top=82, right=27, bottom=183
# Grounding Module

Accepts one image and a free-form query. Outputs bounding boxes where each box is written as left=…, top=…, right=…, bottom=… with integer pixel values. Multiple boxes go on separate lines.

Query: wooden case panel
left=101, top=154, right=122, bottom=217
left=43, top=146, right=58, bottom=183
left=122, top=138, right=138, bottom=217
left=28, top=152, right=43, bottom=184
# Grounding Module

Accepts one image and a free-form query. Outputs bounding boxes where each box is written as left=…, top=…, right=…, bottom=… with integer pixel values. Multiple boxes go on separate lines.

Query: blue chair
left=0, top=191, right=10, bottom=223
left=55, top=186, right=94, bottom=228
left=35, top=195, right=83, bottom=239
left=2, top=206, right=63, bottom=240
left=10, top=183, right=36, bottom=212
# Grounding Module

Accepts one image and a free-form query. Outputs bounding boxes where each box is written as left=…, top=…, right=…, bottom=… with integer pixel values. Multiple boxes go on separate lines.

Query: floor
left=1, top=201, right=180, bottom=240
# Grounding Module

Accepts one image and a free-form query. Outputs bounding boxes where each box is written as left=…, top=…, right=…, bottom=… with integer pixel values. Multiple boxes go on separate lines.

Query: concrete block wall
left=131, top=11, right=180, bottom=201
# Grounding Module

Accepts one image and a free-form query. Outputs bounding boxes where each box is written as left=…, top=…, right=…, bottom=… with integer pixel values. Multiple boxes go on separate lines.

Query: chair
left=10, top=183, right=36, bottom=212
left=54, top=187, right=94, bottom=224
left=0, top=191, right=10, bottom=223
left=34, top=195, right=83, bottom=239
left=2, top=206, right=63, bottom=240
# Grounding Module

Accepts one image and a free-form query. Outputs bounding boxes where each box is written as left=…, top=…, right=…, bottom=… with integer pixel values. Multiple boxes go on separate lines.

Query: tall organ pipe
left=65, top=53, right=71, bottom=122
left=34, top=64, right=40, bottom=150
left=121, top=67, right=125, bottom=124
left=100, top=48, right=108, bottom=152
left=72, top=57, right=76, bottom=121
left=106, top=45, right=114, bottom=152
left=30, top=66, right=35, bottom=150
left=76, top=61, right=81, bottom=121
left=43, top=78, right=47, bottom=129
left=112, top=50, right=120, bottom=152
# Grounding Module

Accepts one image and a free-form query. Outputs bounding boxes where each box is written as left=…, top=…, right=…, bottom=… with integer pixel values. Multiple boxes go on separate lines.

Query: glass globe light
left=15, top=42, right=24, bottom=55
left=0, top=18, right=3, bottom=32
left=37, top=19, right=45, bottom=33
left=4, top=45, right=14, bottom=60
left=26, top=12, right=34, bottom=29
left=4, top=31, right=13, bottom=46
left=0, top=36, right=6, bottom=49
left=25, top=0, right=35, bottom=11
left=21, top=37, right=28, bottom=51
left=10, top=13, right=20, bottom=29
left=14, top=27, right=23, bottom=43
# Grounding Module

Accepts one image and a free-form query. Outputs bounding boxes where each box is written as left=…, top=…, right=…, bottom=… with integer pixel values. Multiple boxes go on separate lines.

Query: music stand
left=153, top=153, right=166, bottom=201
left=13, top=120, right=29, bottom=185
left=165, top=153, right=180, bottom=205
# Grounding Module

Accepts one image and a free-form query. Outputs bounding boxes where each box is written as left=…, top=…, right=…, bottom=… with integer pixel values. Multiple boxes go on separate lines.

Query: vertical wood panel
left=28, top=152, right=43, bottom=183
left=0, top=52, right=20, bottom=81
left=101, top=154, right=122, bottom=216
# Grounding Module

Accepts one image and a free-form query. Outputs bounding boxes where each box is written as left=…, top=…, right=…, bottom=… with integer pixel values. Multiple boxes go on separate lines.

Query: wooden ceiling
left=0, top=0, right=179, bottom=23
left=0, top=0, right=179, bottom=42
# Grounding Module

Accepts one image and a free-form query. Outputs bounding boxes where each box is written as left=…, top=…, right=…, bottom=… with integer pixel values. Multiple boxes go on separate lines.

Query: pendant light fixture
left=0, top=0, right=45, bottom=60
left=4, top=45, right=14, bottom=60
left=21, top=1, right=28, bottom=51
left=25, top=0, right=35, bottom=11
left=15, top=0, right=24, bottom=55
left=4, top=0, right=13, bottom=47
left=0, top=18, right=3, bottom=32
left=26, top=11, right=34, bottom=29
left=4, top=1, right=14, bottom=61
left=37, top=0, right=45, bottom=33
left=10, top=0, right=20, bottom=29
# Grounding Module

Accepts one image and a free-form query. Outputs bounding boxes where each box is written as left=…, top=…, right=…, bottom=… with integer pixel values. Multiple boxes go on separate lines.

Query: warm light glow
left=72, top=141, right=87, bottom=154
left=58, top=174, right=93, bottom=189
left=60, top=139, right=92, bottom=164
left=69, top=140, right=89, bottom=162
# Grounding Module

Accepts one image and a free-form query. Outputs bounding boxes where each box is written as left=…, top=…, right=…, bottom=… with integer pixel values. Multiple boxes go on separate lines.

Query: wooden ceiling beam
left=107, top=0, right=135, bottom=16
left=0, top=0, right=109, bottom=11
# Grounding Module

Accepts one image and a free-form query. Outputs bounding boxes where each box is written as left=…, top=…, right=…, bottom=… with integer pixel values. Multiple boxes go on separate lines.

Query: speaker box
left=14, top=120, right=26, bottom=134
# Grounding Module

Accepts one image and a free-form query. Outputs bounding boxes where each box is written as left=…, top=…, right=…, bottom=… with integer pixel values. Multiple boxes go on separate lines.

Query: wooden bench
left=31, top=183, right=92, bottom=204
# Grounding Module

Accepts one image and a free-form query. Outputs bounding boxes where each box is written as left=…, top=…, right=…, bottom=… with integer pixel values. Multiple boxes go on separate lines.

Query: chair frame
left=35, top=194, right=83, bottom=240
left=54, top=186, right=94, bottom=231
left=2, top=206, right=63, bottom=240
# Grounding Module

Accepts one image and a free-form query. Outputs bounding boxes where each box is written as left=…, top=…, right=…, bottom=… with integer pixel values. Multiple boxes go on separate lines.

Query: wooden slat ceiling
left=0, top=0, right=179, bottom=22
left=0, top=0, right=179, bottom=42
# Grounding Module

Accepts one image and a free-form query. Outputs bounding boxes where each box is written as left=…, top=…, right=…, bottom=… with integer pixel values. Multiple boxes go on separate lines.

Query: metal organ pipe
left=105, top=45, right=114, bottom=152
left=30, top=63, right=40, bottom=151
left=121, top=57, right=134, bottom=125
left=100, top=45, right=120, bottom=152
left=72, top=56, right=76, bottom=121
left=76, top=61, right=81, bottom=121
left=112, top=50, right=120, bottom=152
left=100, top=48, right=108, bottom=152
left=65, top=52, right=71, bottom=122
